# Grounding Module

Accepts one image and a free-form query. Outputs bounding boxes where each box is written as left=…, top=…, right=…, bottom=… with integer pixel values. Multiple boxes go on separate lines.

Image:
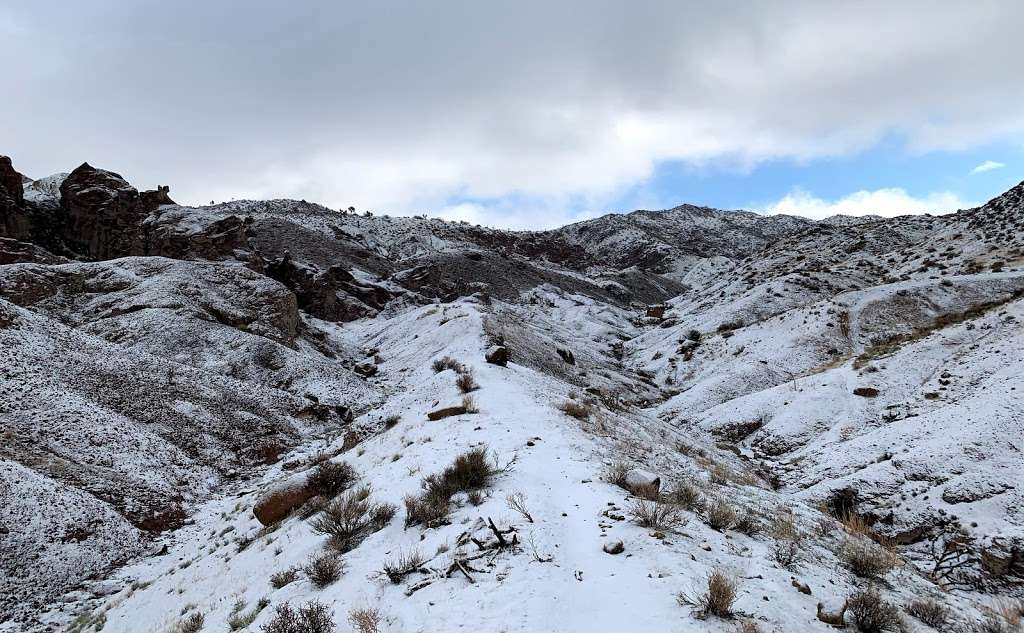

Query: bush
left=678, top=569, right=738, bottom=617
left=905, top=598, right=950, bottom=629
left=348, top=607, right=383, bottom=633
left=668, top=482, right=703, bottom=511
left=381, top=549, right=426, bottom=584
left=847, top=588, right=900, bottom=632
left=403, top=493, right=449, bottom=528
left=734, top=510, right=763, bottom=537
left=841, top=538, right=897, bottom=579
left=311, top=486, right=393, bottom=552
left=261, top=601, right=335, bottom=633
left=704, top=498, right=738, bottom=531
left=173, top=613, right=205, bottom=633
left=431, top=356, right=464, bottom=373
left=270, top=568, right=299, bottom=589
left=455, top=371, right=479, bottom=393
left=304, top=552, right=344, bottom=587
left=307, top=461, right=357, bottom=498
left=383, top=414, right=400, bottom=429
left=605, top=461, right=630, bottom=489
left=628, top=498, right=685, bottom=530
left=404, top=447, right=495, bottom=528
left=369, top=502, right=398, bottom=530
left=228, top=598, right=269, bottom=631
left=558, top=399, right=591, bottom=420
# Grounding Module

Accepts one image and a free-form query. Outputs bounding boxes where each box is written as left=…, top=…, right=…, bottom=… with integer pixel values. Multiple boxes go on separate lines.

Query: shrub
left=506, top=491, right=534, bottom=523
left=678, top=569, right=739, bottom=617
left=348, top=607, right=383, bottom=633
left=989, top=599, right=1023, bottom=630
left=307, top=461, right=357, bottom=498
left=558, top=399, right=591, bottom=420
left=381, top=549, right=426, bottom=584
left=605, top=461, right=630, bottom=489
left=905, top=598, right=950, bottom=629
left=172, top=613, right=205, bottom=633
left=431, top=356, right=464, bottom=373
left=312, top=487, right=374, bottom=551
left=261, top=601, right=335, bottom=633
left=383, top=414, right=400, bottom=429
left=628, top=498, right=685, bottom=530
left=403, top=493, right=449, bottom=528
left=369, top=502, right=398, bottom=530
left=841, top=538, right=897, bottom=579
left=847, top=588, right=900, bottom=632
left=461, top=394, right=479, bottom=413
left=704, top=498, right=738, bottom=531
left=304, top=552, right=344, bottom=587
left=734, top=510, right=763, bottom=537
left=455, top=371, right=479, bottom=393
left=425, top=447, right=495, bottom=501
left=228, top=598, right=269, bottom=631
left=668, top=482, right=703, bottom=511
left=270, top=568, right=299, bottom=589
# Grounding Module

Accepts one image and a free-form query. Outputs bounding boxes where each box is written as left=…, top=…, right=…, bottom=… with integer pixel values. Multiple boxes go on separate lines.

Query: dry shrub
left=261, top=600, right=335, bottom=633
left=847, top=588, right=900, bottom=632
left=678, top=569, right=739, bottom=617
left=348, top=607, right=384, bottom=633
left=735, top=621, right=762, bottom=633
left=905, top=598, right=951, bottom=629
left=734, top=509, right=763, bottom=537
left=455, top=371, right=479, bottom=393
left=303, top=552, right=344, bottom=587
left=769, top=511, right=803, bottom=569
left=369, top=502, right=398, bottom=530
left=381, top=549, right=426, bottom=584
left=841, top=537, right=897, bottom=579
left=605, top=461, right=630, bottom=489
left=383, top=414, right=401, bottom=429
left=307, top=460, right=357, bottom=498
left=311, top=485, right=377, bottom=552
left=461, top=394, right=479, bottom=413
left=975, top=612, right=1012, bottom=633
left=668, top=481, right=703, bottom=511
left=709, top=462, right=733, bottom=485
left=704, top=497, right=738, bottom=531
left=270, top=568, right=299, bottom=589
left=628, top=498, right=686, bottom=530
left=506, top=491, right=534, bottom=523
left=840, top=512, right=874, bottom=538
left=558, top=399, right=591, bottom=420
left=431, top=356, right=464, bottom=373
left=172, top=613, right=205, bottom=633
left=403, top=493, right=449, bottom=528
left=990, top=599, right=1023, bottom=630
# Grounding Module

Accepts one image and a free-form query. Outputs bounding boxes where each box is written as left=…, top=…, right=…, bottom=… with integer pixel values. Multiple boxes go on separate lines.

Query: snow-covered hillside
left=1, top=154, right=1022, bottom=632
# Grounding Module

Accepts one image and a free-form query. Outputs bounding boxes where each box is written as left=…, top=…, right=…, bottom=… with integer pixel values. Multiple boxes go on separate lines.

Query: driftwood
left=403, top=517, right=521, bottom=596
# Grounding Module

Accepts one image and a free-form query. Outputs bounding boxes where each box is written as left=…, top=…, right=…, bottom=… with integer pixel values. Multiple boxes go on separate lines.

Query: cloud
left=970, top=160, right=1006, bottom=174
left=761, top=188, right=971, bottom=220
left=2, top=1, right=1023, bottom=228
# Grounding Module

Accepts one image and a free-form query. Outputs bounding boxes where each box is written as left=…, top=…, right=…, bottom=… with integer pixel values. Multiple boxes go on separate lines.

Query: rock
left=853, top=387, right=879, bottom=397
left=646, top=305, right=666, bottom=319
left=624, top=468, right=661, bottom=493
left=140, top=185, right=175, bottom=212
left=0, top=155, right=24, bottom=207
left=485, top=345, right=509, bottom=366
left=556, top=348, right=575, bottom=365
left=60, top=162, right=149, bottom=259
left=427, top=405, right=468, bottom=421
left=253, top=473, right=314, bottom=525
left=354, top=360, right=378, bottom=377
left=602, top=540, right=625, bottom=555
left=266, top=253, right=395, bottom=322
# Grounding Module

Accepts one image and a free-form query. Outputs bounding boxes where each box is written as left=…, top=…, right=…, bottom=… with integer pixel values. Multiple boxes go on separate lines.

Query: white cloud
left=2, top=2, right=1022, bottom=228
left=970, top=160, right=1006, bottom=174
left=761, top=188, right=971, bottom=220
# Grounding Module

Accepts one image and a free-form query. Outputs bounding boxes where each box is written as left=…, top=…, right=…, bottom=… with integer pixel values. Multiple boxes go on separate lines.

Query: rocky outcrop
left=254, top=473, right=315, bottom=525
left=485, top=345, right=509, bottom=366
left=60, top=163, right=149, bottom=259
left=266, top=252, right=395, bottom=322
left=0, top=155, right=28, bottom=239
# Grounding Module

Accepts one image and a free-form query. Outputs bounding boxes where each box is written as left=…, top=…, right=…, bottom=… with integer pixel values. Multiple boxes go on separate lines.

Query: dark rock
left=646, top=305, right=666, bottom=319
left=427, top=405, right=467, bottom=421
left=141, top=185, right=175, bottom=212
left=603, top=540, right=625, bottom=555
left=485, top=345, right=509, bottom=367
left=556, top=348, right=575, bottom=365
left=254, top=474, right=315, bottom=526
left=853, top=387, right=879, bottom=397
left=60, top=162, right=148, bottom=259
left=354, top=360, right=378, bottom=377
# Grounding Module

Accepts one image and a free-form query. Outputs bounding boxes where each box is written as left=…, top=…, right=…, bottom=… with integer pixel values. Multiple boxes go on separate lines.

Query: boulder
left=485, top=346, right=509, bottom=367
left=253, top=472, right=314, bottom=525
left=354, top=360, right=378, bottom=377
left=624, top=468, right=660, bottom=493
left=427, top=405, right=468, bottom=421
left=646, top=305, right=666, bottom=319
left=602, top=540, right=625, bottom=555
left=853, top=387, right=879, bottom=397
left=556, top=348, right=575, bottom=365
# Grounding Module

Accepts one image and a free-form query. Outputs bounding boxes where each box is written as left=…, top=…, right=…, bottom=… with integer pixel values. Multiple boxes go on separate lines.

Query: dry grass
left=628, top=497, right=686, bottom=530
left=455, top=370, right=479, bottom=393
left=905, top=597, right=951, bottom=629
left=270, top=567, right=299, bottom=589
left=262, top=601, right=335, bottom=633
left=678, top=569, right=739, bottom=618
left=605, top=460, right=630, bottom=489
left=847, top=588, right=900, bottom=632
left=991, top=598, right=1023, bottom=630
left=405, top=447, right=495, bottom=527
left=307, top=460, right=357, bottom=498
left=348, top=607, right=385, bottom=633
left=431, top=356, right=465, bottom=373
left=735, top=621, right=763, bottom=633
left=506, top=491, right=534, bottom=523
left=381, top=549, right=426, bottom=584
left=461, top=394, right=479, bottom=413
left=558, top=399, right=592, bottom=420
left=704, top=497, right=738, bottom=531
left=667, top=481, right=704, bottom=511
left=840, top=537, right=897, bottom=579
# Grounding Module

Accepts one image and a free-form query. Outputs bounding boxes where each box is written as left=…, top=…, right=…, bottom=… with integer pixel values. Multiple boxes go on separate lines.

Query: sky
left=2, top=1, right=1023, bottom=229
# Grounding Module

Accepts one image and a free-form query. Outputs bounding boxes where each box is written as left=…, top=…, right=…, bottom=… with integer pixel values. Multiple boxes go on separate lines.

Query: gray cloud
left=2, top=1, right=1022, bottom=226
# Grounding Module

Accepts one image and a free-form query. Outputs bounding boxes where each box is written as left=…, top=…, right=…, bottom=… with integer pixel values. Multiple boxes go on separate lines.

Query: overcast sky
left=2, top=1, right=1023, bottom=227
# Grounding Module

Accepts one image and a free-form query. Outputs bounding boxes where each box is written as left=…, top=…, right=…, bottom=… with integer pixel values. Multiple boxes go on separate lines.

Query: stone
left=485, top=345, right=509, bottom=366
left=354, top=360, right=378, bottom=377
left=253, top=473, right=315, bottom=525
left=60, top=162, right=149, bottom=259
left=556, top=348, right=575, bottom=365
left=853, top=387, right=879, bottom=397
left=624, top=468, right=661, bottom=493
left=602, top=540, right=625, bottom=555
left=427, top=405, right=468, bottom=421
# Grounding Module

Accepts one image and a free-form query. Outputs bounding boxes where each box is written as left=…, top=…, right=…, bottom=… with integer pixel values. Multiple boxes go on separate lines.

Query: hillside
left=0, top=154, right=1022, bottom=632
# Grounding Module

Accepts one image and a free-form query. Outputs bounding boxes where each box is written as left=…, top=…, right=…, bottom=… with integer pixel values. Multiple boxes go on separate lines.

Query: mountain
left=1, top=154, right=1021, bottom=632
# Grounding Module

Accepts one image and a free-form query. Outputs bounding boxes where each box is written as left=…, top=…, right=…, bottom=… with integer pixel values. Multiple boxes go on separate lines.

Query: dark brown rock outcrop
left=60, top=163, right=148, bottom=259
